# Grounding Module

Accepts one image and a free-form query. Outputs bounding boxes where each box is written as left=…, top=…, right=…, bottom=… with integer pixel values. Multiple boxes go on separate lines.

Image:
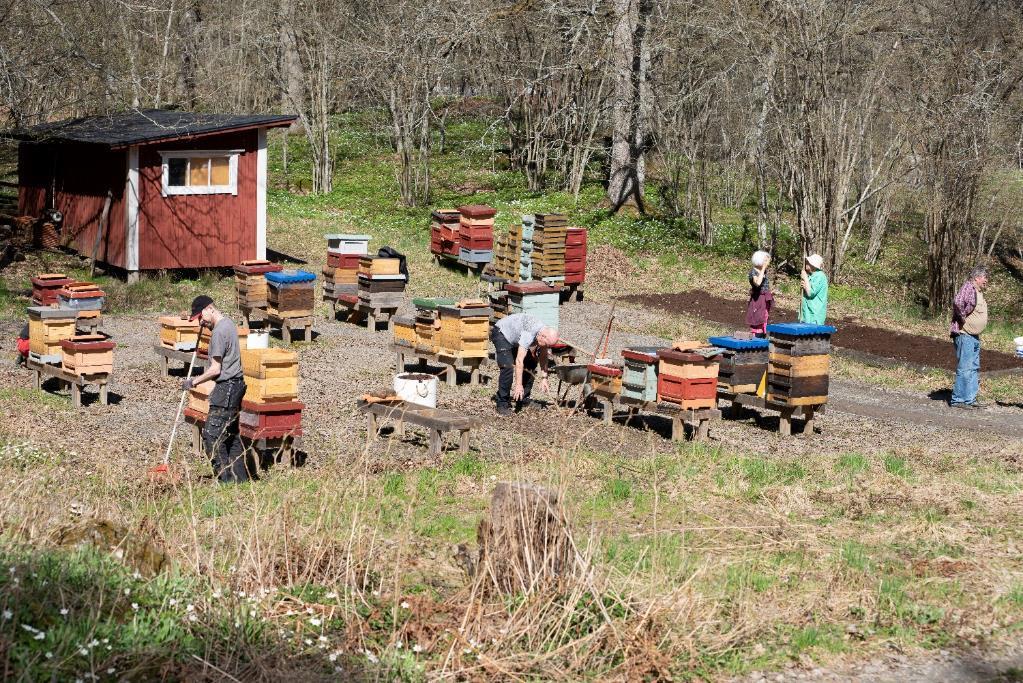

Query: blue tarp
left=765, top=322, right=837, bottom=336
left=266, top=269, right=316, bottom=284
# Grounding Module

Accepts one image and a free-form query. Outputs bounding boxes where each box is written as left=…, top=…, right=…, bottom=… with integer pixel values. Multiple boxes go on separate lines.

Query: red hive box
left=566, top=227, right=588, bottom=246
left=31, top=273, right=73, bottom=306
left=239, top=400, right=304, bottom=436
left=234, top=260, right=283, bottom=275
left=327, top=253, right=362, bottom=269
left=657, top=375, right=717, bottom=407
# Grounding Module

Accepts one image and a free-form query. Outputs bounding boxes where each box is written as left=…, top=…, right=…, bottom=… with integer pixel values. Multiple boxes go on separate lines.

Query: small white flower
left=212, top=590, right=222, bottom=599
left=188, top=614, right=197, bottom=622
left=123, top=588, right=130, bottom=596
left=235, top=621, right=241, bottom=628
left=169, top=599, right=177, bottom=606
left=45, top=652, right=53, bottom=659
left=8, top=566, right=15, bottom=574
left=318, top=635, right=328, bottom=643
left=400, top=601, right=410, bottom=609
left=371, top=590, right=380, bottom=597
left=131, top=603, right=139, bottom=611
left=329, top=653, right=338, bottom=662
left=325, top=592, right=337, bottom=599
left=304, top=638, right=312, bottom=645
left=89, top=639, right=99, bottom=647
left=132, top=571, right=141, bottom=580
left=2, top=610, right=11, bottom=620
left=395, top=641, right=403, bottom=649
left=106, top=669, right=115, bottom=675
left=237, top=591, right=245, bottom=597
left=79, top=648, right=89, bottom=656
left=186, top=604, right=194, bottom=612
left=310, top=617, right=321, bottom=626
left=412, top=644, right=422, bottom=653
left=60, top=608, right=69, bottom=616
left=364, top=649, right=379, bottom=664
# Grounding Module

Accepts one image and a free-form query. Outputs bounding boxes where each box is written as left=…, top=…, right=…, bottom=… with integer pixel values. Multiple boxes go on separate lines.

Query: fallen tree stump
left=476, top=482, right=579, bottom=594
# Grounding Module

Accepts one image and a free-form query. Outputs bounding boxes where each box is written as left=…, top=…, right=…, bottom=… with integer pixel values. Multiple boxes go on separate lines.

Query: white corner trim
left=126, top=146, right=140, bottom=272
left=256, top=128, right=267, bottom=260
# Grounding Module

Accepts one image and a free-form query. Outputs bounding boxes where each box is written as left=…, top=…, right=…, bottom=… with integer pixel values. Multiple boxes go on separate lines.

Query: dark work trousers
left=491, top=328, right=537, bottom=410
left=201, top=377, right=255, bottom=484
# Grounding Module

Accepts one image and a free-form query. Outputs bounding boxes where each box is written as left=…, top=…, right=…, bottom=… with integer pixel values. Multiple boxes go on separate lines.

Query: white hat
left=805, top=254, right=824, bottom=270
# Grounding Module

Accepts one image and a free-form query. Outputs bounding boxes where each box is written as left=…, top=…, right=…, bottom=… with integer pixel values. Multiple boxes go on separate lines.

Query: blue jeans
left=951, top=333, right=980, bottom=405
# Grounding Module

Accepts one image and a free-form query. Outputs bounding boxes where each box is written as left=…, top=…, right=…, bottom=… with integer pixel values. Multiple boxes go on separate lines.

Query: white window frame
left=159, top=149, right=242, bottom=197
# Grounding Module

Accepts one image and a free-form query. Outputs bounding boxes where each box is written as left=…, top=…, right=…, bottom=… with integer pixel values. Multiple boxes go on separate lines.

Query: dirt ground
left=619, top=291, right=1023, bottom=373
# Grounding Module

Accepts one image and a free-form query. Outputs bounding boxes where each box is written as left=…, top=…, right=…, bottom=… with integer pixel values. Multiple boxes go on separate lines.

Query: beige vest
left=962, top=288, right=988, bottom=336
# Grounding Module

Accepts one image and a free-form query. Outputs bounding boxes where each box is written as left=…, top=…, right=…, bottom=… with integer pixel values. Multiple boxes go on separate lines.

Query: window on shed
left=160, top=150, right=240, bottom=196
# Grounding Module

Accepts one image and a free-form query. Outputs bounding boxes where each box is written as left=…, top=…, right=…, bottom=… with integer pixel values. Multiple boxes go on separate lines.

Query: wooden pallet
left=587, top=393, right=720, bottom=441
left=717, top=389, right=825, bottom=436
left=265, top=313, right=314, bottom=344
left=153, top=345, right=207, bottom=377
left=25, top=356, right=110, bottom=408
left=327, top=295, right=397, bottom=332
left=392, top=343, right=487, bottom=387
left=358, top=399, right=481, bottom=456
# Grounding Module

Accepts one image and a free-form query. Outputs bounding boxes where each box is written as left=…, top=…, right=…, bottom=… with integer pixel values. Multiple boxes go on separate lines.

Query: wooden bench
left=183, top=408, right=301, bottom=467
left=717, top=389, right=825, bottom=436
left=393, top=343, right=487, bottom=387
left=327, top=296, right=397, bottom=332
left=589, top=393, right=720, bottom=441
left=358, top=399, right=481, bottom=456
left=153, top=345, right=207, bottom=377
left=26, top=356, right=110, bottom=408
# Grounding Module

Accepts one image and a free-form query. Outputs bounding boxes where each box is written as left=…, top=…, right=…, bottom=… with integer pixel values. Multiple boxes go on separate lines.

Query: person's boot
left=496, top=404, right=514, bottom=417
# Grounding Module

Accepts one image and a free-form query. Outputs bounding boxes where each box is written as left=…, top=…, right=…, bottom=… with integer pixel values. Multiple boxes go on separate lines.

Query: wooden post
left=282, top=323, right=292, bottom=344
left=429, top=428, right=442, bottom=455
left=601, top=397, right=612, bottom=425
left=804, top=406, right=816, bottom=435
left=34, top=370, right=41, bottom=391
left=72, top=383, right=81, bottom=409
left=396, top=350, right=405, bottom=373
left=99, top=382, right=108, bottom=405
left=459, top=429, right=470, bottom=454
left=191, top=423, right=202, bottom=457
left=696, top=418, right=709, bottom=441
left=366, top=412, right=378, bottom=441
left=368, top=311, right=377, bottom=331
left=470, top=362, right=480, bottom=386
left=779, top=410, right=792, bottom=437
left=446, top=363, right=457, bottom=387
left=671, top=414, right=683, bottom=441
left=729, top=400, right=742, bottom=420
left=161, top=354, right=169, bottom=377
left=303, top=324, right=312, bottom=342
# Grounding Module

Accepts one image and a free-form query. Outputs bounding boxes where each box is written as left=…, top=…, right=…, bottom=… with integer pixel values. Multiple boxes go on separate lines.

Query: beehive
left=505, top=281, right=559, bottom=330
left=620, top=346, right=664, bottom=402
left=325, top=233, right=370, bottom=255
left=564, top=227, right=587, bottom=285
left=393, top=315, right=417, bottom=347
left=358, top=256, right=401, bottom=277
left=266, top=270, right=316, bottom=317
left=532, top=214, right=568, bottom=278
left=159, top=315, right=201, bottom=350
left=31, top=273, right=73, bottom=306
left=766, top=323, right=835, bottom=406
left=234, top=260, right=283, bottom=308
left=436, top=304, right=491, bottom=356
left=57, top=283, right=105, bottom=311
left=241, top=348, right=299, bottom=403
left=239, top=400, right=304, bottom=435
left=188, top=379, right=216, bottom=415
left=60, top=334, right=115, bottom=375
left=27, top=306, right=77, bottom=360
left=656, top=349, right=720, bottom=407
left=708, top=336, right=769, bottom=394
left=588, top=363, right=623, bottom=398
left=457, top=205, right=495, bottom=263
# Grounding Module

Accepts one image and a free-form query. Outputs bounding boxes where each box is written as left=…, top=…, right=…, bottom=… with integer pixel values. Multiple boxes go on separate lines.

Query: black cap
left=189, top=295, right=214, bottom=320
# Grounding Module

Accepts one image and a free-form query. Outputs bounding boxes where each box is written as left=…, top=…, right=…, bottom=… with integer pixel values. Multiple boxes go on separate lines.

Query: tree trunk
left=176, top=0, right=200, bottom=110
left=280, top=0, right=305, bottom=133
left=607, top=0, right=651, bottom=212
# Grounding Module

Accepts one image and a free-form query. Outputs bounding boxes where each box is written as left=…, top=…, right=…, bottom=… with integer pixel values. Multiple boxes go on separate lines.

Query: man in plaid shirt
left=949, top=265, right=990, bottom=408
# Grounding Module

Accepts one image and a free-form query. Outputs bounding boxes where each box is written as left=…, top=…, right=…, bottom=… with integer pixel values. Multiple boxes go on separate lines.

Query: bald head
left=536, top=327, right=559, bottom=347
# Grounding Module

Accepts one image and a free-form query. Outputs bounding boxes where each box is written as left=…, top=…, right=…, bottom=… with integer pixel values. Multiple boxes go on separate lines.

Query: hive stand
left=716, top=389, right=825, bottom=436
left=183, top=409, right=301, bottom=467
left=26, top=356, right=110, bottom=408
left=266, top=313, right=314, bottom=343
left=153, top=345, right=207, bottom=377
left=358, top=399, right=481, bottom=456
left=588, top=393, right=720, bottom=442
left=238, top=305, right=267, bottom=326
left=329, top=297, right=397, bottom=332
left=393, top=343, right=486, bottom=387
left=434, top=252, right=488, bottom=276
left=560, top=283, right=585, bottom=303
left=75, top=315, right=103, bottom=334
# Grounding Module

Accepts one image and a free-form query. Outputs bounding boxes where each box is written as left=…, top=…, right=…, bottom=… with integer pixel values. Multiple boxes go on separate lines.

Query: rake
left=149, top=346, right=199, bottom=482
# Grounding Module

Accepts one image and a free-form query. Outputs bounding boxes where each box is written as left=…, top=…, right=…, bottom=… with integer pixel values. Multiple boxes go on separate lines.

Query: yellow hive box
left=393, top=319, right=416, bottom=346
left=415, top=322, right=439, bottom=353
left=438, top=316, right=489, bottom=341
left=658, top=360, right=719, bottom=380
left=159, top=315, right=200, bottom=348
left=590, top=374, right=622, bottom=397
left=187, top=380, right=215, bottom=414
left=241, top=348, right=298, bottom=379
left=244, top=376, right=299, bottom=403
left=61, top=344, right=113, bottom=374
left=28, top=317, right=76, bottom=356
left=768, top=353, right=829, bottom=378
left=358, top=257, right=400, bottom=277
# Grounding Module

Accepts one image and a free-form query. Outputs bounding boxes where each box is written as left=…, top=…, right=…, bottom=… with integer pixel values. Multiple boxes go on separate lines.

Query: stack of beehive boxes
left=392, top=315, right=417, bottom=348
left=437, top=301, right=491, bottom=358
left=766, top=323, right=835, bottom=406
left=565, top=227, right=587, bottom=286
left=505, top=281, right=559, bottom=329
left=492, top=215, right=535, bottom=282
left=31, top=273, right=72, bottom=306
left=656, top=346, right=721, bottom=408
left=708, top=336, right=769, bottom=395
left=429, top=210, right=461, bottom=257
left=457, top=205, right=495, bottom=264
left=357, top=257, right=405, bottom=309
left=266, top=270, right=316, bottom=318
left=60, top=334, right=115, bottom=376
left=239, top=348, right=303, bottom=437
left=323, top=234, right=370, bottom=299
left=234, top=260, right=283, bottom=309
left=57, top=282, right=105, bottom=328
left=620, top=346, right=665, bottom=403
left=159, top=315, right=200, bottom=351
left=410, top=298, right=455, bottom=354
left=27, top=306, right=78, bottom=364
left=532, top=214, right=568, bottom=280
left=588, top=363, right=624, bottom=398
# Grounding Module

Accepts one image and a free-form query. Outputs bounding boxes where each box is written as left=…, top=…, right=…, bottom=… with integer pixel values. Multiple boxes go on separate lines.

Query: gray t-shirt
left=496, top=313, right=547, bottom=349
left=209, top=318, right=243, bottom=381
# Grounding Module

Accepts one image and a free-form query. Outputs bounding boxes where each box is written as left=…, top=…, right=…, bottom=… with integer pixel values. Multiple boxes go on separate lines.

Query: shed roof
left=6, top=109, right=296, bottom=148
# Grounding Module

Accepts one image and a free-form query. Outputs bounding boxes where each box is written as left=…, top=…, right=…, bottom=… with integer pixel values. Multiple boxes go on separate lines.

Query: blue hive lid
left=707, top=336, right=770, bottom=350
left=766, top=322, right=837, bottom=336
left=266, top=269, right=316, bottom=284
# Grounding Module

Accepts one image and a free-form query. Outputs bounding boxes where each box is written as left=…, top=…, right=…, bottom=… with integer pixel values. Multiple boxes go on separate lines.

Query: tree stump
left=475, top=482, right=578, bottom=594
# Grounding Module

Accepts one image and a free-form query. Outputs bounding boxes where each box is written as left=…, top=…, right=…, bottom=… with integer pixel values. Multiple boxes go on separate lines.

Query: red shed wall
left=136, top=130, right=257, bottom=270
left=18, top=143, right=127, bottom=268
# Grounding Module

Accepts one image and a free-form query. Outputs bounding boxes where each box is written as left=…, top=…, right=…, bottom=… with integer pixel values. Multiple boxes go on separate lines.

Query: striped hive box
left=436, top=305, right=491, bottom=357
left=241, top=348, right=299, bottom=403
left=621, top=346, right=664, bottom=403
left=708, top=336, right=769, bottom=394
left=358, top=257, right=401, bottom=277
left=393, top=315, right=417, bottom=347
left=505, top=281, right=559, bottom=330
left=656, top=349, right=720, bottom=408
left=27, top=306, right=77, bottom=360
left=266, top=270, right=316, bottom=317
left=60, top=334, right=115, bottom=375
left=159, top=315, right=200, bottom=350
left=589, top=363, right=623, bottom=398
left=766, top=323, right=835, bottom=406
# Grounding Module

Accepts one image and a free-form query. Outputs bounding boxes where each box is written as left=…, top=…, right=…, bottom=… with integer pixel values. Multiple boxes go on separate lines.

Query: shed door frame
left=125, top=145, right=140, bottom=272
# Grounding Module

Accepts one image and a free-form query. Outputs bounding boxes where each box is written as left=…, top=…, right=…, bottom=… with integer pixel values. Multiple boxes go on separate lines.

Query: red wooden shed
left=10, top=109, right=296, bottom=278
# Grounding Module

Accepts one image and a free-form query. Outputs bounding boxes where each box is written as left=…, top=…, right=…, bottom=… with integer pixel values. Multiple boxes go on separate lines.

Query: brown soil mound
left=618, top=290, right=1022, bottom=373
